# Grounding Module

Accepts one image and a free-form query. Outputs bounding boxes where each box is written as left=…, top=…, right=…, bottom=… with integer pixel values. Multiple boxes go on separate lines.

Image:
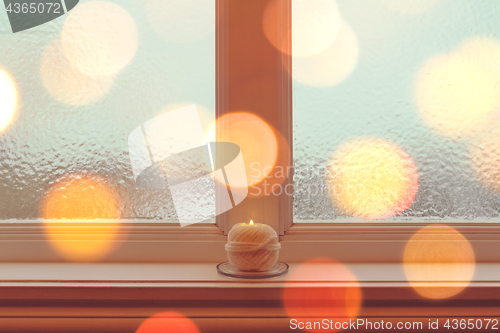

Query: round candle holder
left=217, top=261, right=288, bottom=279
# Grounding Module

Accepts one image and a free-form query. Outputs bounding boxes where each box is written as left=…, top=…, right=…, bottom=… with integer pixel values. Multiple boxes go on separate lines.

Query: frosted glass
left=0, top=0, right=215, bottom=221
left=293, top=0, right=500, bottom=222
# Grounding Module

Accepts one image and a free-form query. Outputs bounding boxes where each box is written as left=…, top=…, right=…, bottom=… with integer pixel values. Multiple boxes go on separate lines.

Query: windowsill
left=1, top=262, right=499, bottom=290
left=1, top=262, right=499, bottom=332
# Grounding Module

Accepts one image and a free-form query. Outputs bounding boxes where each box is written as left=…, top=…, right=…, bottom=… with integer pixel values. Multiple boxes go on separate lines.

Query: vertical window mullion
left=215, top=0, right=293, bottom=235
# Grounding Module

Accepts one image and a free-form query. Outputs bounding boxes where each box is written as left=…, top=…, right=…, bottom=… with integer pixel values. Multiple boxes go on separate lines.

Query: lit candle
left=225, top=220, right=281, bottom=271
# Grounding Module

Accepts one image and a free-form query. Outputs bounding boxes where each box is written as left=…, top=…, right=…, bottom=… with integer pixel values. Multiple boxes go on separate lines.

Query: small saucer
left=216, top=261, right=289, bottom=279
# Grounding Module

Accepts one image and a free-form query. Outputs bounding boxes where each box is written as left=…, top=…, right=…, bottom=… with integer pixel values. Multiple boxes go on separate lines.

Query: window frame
left=230, top=0, right=500, bottom=264
left=1, top=0, right=499, bottom=264
left=215, top=0, right=293, bottom=236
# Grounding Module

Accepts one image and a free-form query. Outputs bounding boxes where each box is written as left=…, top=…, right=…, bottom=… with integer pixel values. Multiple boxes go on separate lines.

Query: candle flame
left=250, top=220, right=254, bottom=225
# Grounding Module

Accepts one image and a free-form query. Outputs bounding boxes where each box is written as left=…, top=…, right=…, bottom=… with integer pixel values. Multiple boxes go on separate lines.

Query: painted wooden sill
left=0, top=262, right=498, bottom=296
left=0, top=263, right=498, bottom=333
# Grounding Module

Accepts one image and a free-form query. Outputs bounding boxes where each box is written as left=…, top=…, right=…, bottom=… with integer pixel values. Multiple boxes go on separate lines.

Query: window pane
left=0, top=0, right=215, bottom=222
left=293, top=0, right=500, bottom=222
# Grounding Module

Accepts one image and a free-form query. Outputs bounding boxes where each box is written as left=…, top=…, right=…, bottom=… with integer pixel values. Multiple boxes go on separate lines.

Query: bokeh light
left=41, top=37, right=115, bottom=106
left=329, top=139, right=418, bottom=219
left=380, top=0, right=438, bottom=14
left=148, top=103, right=215, bottom=186
left=263, top=0, right=340, bottom=57
left=247, top=129, right=291, bottom=198
left=146, top=0, right=214, bottom=44
left=283, top=258, right=362, bottom=333
left=0, top=68, right=18, bottom=132
left=136, top=312, right=200, bottom=333
left=404, top=225, right=475, bottom=299
left=456, top=37, right=500, bottom=110
left=206, top=114, right=289, bottom=198
left=61, top=1, right=139, bottom=77
left=286, top=21, right=358, bottom=87
left=471, top=122, right=500, bottom=192
left=157, top=102, right=214, bottom=140
left=41, top=173, right=122, bottom=261
left=416, top=52, right=498, bottom=137
left=209, top=112, right=278, bottom=188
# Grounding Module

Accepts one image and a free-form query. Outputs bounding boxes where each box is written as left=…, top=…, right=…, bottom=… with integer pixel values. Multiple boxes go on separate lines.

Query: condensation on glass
left=293, top=0, right=500, bottom=222
left=0, top=0, right=215, bottom=221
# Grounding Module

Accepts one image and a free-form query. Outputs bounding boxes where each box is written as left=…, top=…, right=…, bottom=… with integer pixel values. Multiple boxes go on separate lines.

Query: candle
left=225, top=220, right=281, bottom=271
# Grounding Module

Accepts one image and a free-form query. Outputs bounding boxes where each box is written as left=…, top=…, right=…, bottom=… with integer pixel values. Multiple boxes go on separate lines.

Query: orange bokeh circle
left=330, top=139, right=418, bottom=219
left=404, top=225, right=475, bottom=299
left=212, top=112, right=278, bottom=189
left=283, top=258, right=362, bottom=333
left=136, top=312, right=200, bottom=333
left=41, top=173, right=122, bottom=261
left=247, top=128, right=291, bottom=198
